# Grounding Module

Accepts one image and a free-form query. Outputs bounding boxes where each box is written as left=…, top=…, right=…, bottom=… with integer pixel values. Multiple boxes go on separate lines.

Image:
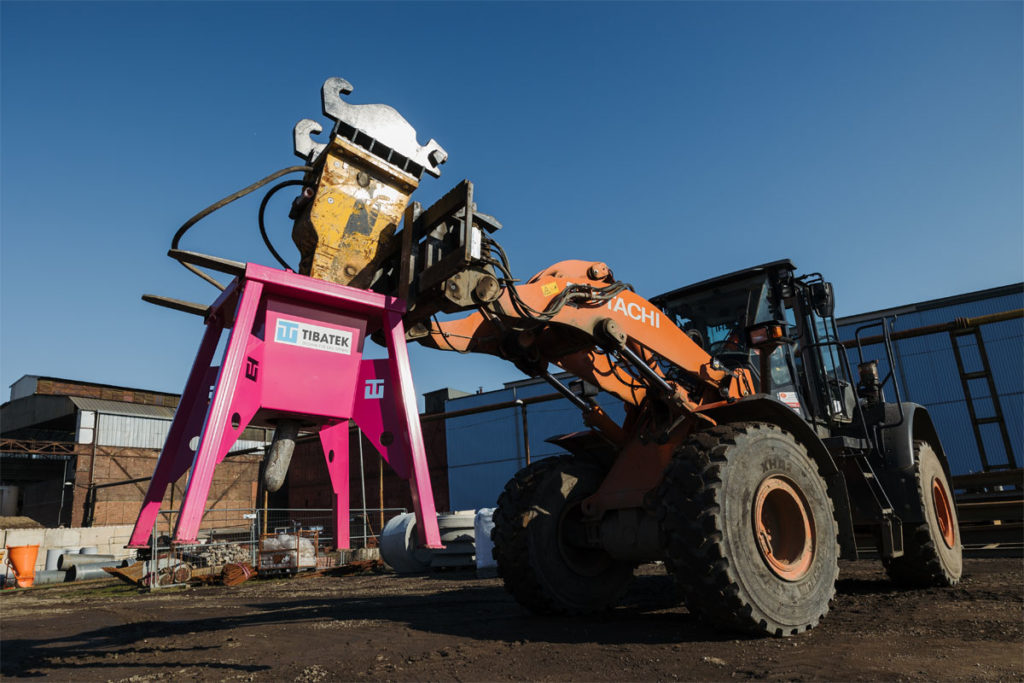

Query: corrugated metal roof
left=68, top=396, right=176, bottom=419
left=837, top=283, right=1023, bottom=326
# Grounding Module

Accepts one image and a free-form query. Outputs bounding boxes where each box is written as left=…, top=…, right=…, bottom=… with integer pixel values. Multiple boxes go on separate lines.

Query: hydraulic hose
left=170, top=165, right=313, bottom=289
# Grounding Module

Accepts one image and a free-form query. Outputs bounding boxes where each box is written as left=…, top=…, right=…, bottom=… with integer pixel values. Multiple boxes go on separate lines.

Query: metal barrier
left=258, top=507, right=406, bottom=550
left=143, top=505, right=406, bottom=589
left=146, top=508, right=256, bottom=590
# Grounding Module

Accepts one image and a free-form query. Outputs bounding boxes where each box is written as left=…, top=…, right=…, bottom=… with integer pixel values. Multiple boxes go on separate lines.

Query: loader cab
left=652, top=260, right=856, bottom=429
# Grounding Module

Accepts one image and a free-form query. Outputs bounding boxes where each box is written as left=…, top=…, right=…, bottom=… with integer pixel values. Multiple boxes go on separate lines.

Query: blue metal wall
left=444, top=283, right=1023, bottom=509
left=838, top=285, right=1022, bottom=476
left=443, top=380, right=624, bottom=511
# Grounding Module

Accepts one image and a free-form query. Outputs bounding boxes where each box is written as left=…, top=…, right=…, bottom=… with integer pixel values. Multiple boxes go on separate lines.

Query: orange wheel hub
left=931, top=476, right=956, bottom=549
left=753, top=476, right=815, bottom=582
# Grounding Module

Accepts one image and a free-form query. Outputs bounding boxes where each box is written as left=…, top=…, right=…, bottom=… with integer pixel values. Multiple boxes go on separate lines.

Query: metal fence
left=259, top=507, right=407, bottom=550
left=144, top=505, right=406, bottom=590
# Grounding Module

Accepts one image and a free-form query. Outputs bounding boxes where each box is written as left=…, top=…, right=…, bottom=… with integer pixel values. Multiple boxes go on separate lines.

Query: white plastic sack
left=474, top=508, right=497, bottom=577
left=262, top=533, right=316, bottom=568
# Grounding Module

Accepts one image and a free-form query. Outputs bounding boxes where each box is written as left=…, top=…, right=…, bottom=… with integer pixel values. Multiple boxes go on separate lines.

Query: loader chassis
left=473, top=259, right=963, bottom=635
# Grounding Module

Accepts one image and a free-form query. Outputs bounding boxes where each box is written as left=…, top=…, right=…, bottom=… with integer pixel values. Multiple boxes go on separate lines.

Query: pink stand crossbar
left=127, top=263, right=443, bottom=551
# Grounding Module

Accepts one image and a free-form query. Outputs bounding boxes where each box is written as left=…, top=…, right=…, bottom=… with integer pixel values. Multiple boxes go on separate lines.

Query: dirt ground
left=1, top=558, right=1021, bottom=682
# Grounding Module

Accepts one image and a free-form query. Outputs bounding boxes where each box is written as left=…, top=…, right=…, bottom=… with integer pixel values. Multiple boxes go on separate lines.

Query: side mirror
left=810, top=282, right=835, bottom=318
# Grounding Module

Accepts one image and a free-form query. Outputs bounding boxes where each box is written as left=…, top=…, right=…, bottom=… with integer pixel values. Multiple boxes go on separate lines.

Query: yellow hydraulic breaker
left=290, top=77, right=447, bottom=287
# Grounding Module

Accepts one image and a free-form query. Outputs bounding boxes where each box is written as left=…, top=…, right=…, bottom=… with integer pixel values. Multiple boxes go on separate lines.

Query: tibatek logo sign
left=274, top=318, right=353, bottom=355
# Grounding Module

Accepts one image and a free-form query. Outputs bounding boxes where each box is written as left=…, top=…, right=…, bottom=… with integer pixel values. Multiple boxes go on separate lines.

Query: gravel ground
left=1, top=557, right=1021, bottom=681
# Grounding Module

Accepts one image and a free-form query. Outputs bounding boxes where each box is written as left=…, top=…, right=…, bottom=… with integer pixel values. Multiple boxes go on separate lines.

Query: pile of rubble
left=182, top=542, right=252, bottom=568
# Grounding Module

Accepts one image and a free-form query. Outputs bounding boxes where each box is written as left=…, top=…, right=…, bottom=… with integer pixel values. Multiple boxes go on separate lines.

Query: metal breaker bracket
left=290, top=77, right=448, bottom=288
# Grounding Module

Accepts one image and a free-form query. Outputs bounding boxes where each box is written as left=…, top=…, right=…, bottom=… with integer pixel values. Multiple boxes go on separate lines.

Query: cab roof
left=650, top=259, right=796, bottom=306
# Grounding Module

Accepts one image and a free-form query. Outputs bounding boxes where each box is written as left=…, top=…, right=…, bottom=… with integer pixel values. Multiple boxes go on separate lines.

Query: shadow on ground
left=0, top=574, right=749, bottom=676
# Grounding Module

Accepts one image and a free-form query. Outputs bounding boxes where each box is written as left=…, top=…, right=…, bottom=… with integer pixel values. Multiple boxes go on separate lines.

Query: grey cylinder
left=45, top=549, right=64, bottom=571
left=58, top=553, right=116, bottom=570
left=264, top=419, right=300, bottom=492
left=437, top=510, right=476, bottom=530
left=79, top=546, right=99, bottom=555
left=69, top=564, right=112, bottom=581
left=34, top=569, right=69, bottom=585
left=380, top=513, right=432, bottom=574
left=429, top=513, right=477, bottom=570
left=438, top=511, right=476, bottom=545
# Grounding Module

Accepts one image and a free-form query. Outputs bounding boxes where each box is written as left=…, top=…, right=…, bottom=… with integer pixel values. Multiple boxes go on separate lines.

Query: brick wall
left=286, top=419, right=451, bottom=519
left=70, top=445, right=260, bottom=528
left=34, top=378, right=179, bottom=408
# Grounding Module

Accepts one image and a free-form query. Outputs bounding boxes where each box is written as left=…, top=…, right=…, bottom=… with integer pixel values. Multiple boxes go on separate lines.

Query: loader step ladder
left=949, top=327, right=1017, bottom=471
left=853, top=453, right=904, bottom=558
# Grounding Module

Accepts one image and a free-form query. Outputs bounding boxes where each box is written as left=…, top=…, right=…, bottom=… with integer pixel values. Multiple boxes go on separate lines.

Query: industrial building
left=0, top=377, right=270, bottom=528
left=0, top=376, right=451, bottom=540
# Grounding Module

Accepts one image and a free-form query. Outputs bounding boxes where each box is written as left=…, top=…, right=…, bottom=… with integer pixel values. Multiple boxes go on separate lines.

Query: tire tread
left=882, top=441, right=962, bottom=588
left=657, top=422, right=839, bottom=636
left=492, top=454, right=631, bottom=615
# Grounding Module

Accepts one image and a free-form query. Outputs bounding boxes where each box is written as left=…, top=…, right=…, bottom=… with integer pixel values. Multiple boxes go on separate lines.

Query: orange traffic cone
left=6, top=545, right=39, bottom=588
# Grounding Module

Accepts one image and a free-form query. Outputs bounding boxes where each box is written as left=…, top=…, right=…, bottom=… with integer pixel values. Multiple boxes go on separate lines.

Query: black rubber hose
left=170, top=165, right=313, bottom=288
left=258, top=179, right=314, bottom=271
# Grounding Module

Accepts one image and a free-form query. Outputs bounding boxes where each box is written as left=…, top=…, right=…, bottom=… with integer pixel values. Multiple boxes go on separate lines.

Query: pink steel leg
left=353, top=358, right=411, bottom=478
left=128, top=318, right=224, bottom=547
left=384, top=309, right=442, bottom=549
left=318, top=421, right=351, bottom=550
left=174, top=281, right=265, bottom=543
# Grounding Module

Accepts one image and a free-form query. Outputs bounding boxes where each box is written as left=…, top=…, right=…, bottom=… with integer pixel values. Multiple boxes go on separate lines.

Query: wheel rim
left=753, top=476, right=815, bottom=582
left=931, top=476, right=956, bottom=549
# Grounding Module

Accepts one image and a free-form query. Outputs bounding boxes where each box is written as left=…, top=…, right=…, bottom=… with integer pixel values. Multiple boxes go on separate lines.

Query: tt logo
left=364, top=379, right=385, bottom=400
left=275, top=319, right=299, bottom=343
left=244, top=357, right=259, bottom=382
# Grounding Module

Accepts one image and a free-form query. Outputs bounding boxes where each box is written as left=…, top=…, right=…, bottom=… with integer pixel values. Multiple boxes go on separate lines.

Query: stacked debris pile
left=181, top=542, right=252, bottom=569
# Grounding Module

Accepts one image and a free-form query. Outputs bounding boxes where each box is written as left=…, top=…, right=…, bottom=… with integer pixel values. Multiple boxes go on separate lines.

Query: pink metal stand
left=127, top=263, right=443, bottom=551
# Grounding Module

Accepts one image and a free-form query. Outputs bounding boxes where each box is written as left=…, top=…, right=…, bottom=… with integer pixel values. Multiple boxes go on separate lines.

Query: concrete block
left=3, top=529, right=45, bottom=548
left=42, top=528, right=78, bottom=548
left=77, top=525, right=132, bottom=553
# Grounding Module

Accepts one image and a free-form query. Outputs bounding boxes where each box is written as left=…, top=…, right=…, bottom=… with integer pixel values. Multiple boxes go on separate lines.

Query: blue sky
left=2, top=1, right=1021, bottom=406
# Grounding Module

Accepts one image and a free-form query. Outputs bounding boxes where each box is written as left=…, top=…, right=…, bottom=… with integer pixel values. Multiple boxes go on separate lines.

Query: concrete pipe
left=33, top=569, right=70, bottom=585
left=57, top=553, right=116, bottom=570
left=45, top=549, right=65, bottom=571
left=437, top=511, right=477, bottom=530
left=68, top=564, right=113, bottom=581
left=379, top=513, right=432, bottom=574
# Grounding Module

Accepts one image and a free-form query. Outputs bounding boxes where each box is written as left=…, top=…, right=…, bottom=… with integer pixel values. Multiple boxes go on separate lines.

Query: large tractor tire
left=658, top=422, right=840, bottom=637
left=883, top=441, right=962, bottom=587
left=491, top=454, right=634, bottom=614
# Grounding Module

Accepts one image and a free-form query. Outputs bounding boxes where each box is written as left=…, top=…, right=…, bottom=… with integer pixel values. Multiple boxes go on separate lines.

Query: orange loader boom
left=417, top=255, right=757, bottom=516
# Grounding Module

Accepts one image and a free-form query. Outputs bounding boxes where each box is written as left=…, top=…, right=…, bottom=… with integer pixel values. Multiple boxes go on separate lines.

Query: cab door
left=796, top=279, right=856, bottom=425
